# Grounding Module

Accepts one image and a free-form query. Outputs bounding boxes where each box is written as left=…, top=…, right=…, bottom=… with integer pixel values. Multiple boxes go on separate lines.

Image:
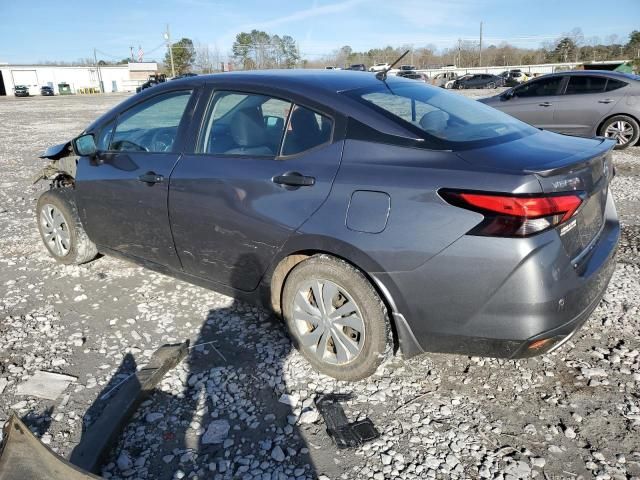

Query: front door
left=76, top=88, right=196, bottom=269
left=169, top=89, right=343, bottom=291
left=498, top=75, right=565, bottom=130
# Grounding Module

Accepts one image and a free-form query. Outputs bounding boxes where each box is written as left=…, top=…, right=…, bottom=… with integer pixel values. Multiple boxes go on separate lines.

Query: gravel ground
left=0, top=90, right=639, bottom=480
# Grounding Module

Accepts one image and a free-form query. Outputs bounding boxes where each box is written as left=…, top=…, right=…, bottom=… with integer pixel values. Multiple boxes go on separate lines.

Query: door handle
left=539, top=102, right=552, bottom=107
left=272, top=171, right=315, bottom=187
left=138, top=171, right=164, bottom=184
left=598, top=99, right=613, bottom=104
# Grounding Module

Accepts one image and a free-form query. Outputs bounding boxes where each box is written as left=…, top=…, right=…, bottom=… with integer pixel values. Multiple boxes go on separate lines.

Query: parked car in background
left=453, top=74, right=505, bottom=89
left=40, top=86, right=55, bottom=96
left=347, top=64, right=367, bottom=71
left=325, top=66, right=341, bottom=70
left=499, top=69, right=530, bottom=87
left=432, top=71, right=458, bottom=88
left=400, top=65, right=417, bottom=71
left=369, top=63, right=390, bottom=72
left=36, top=71, right=619, bottom=381
left=14, top=85, right=29, bottom=97
left=396, top=71, right=428, bottom=82
left=481, top=70, right=640, bottom=149
left=136, top=73, right=167, bottom=93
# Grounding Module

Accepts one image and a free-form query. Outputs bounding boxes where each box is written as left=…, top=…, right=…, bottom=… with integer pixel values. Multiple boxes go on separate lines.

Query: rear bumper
left=375, top=189, right=620, bottom=359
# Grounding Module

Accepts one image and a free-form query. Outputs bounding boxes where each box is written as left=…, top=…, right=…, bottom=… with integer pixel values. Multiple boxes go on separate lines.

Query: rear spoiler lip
left=523, top=137, right=616, bottom=178
left=39, top=141, right=72, bottom=160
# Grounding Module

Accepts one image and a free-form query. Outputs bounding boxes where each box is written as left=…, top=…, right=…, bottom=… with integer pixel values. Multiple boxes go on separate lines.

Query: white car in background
left=369, top=63, right=390, bottom=72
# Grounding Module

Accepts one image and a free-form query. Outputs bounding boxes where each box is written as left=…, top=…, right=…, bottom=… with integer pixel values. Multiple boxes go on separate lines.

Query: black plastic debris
left=315, top=394, right=380, bottom=449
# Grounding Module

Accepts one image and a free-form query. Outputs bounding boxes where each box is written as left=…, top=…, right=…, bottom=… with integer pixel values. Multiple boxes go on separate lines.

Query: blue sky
left=0, top=0, right=638, bottom=63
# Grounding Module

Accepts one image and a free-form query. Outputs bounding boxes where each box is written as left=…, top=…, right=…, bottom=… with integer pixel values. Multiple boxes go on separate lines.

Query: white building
left=0, top=62, right=158, bottom=96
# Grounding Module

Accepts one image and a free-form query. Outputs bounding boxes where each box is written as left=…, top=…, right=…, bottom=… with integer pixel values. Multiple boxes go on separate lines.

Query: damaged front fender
left=32, top=141, right=77, bottom=185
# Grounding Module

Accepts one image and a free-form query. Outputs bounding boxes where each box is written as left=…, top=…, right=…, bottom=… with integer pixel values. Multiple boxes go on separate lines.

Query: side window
left=281, top=106, right=333, bottom=156
left=606, top=79, right=627, bottom=92
left=110, top=90, right=192, bottom=153
left=565, top=76, right=607, bottom=95
left=200, top=91, right=291, bottom=156
left=513, top=77, right=562, bottom=98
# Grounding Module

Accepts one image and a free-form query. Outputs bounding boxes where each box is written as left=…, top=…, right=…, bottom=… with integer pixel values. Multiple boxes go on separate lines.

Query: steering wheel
left=151, top=130, right=175, bottom=152
left=111, top=140, right=148, bottom=152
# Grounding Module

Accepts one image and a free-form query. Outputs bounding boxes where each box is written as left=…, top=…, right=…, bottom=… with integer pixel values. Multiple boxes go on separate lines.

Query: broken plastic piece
left=314, top=394, right=380, bottom=448
left=0, top=415, right=100, bottom=480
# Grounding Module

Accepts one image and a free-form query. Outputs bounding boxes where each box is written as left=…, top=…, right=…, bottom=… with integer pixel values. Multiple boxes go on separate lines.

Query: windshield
left=343, top=81, right=536, bottom=148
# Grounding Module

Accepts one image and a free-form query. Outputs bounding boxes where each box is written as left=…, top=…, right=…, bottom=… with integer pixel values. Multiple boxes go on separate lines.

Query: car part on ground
left=0, top=416, right=100, bottom=480
left=0, top=342, right=188, bottom=479
left=315, top=394, right=380, bottom=448
left=480, top=70, right=640, bottom=150
left=36, top=189, right=98, bottom=265
left=69, top=341, right=188, bottom=472
left=34, top=70, right=619, bottom=381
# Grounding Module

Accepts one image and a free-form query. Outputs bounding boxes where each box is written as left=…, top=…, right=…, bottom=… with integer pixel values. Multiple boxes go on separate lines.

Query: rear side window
left=281, top=106, right=332, bottom=156
left=200, top=91, right=332, bottom=157
left=200, top=92, right=291, bottom=156
left=565, top=76, right=607, bottom=95
left=346, top=83, right=535, bottom=146
left=110, top=90, right=192, bottom=152
left=513, top=77, right=562, bottom=97
left=605, top=79, right=627, bottom=92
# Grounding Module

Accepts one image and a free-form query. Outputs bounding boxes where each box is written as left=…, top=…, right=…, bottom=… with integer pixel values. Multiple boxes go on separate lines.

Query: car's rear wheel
left=600, top=115, right=639, bottom=150
left=281, top=255, right=391, bottom=381
left=36, top=189, right=98, bottom=265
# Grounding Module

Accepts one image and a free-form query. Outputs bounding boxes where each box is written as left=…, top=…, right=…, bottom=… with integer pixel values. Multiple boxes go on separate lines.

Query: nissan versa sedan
left=36, top=70, right=619, bottom=381
left=481, top=70, right=640, bottom=149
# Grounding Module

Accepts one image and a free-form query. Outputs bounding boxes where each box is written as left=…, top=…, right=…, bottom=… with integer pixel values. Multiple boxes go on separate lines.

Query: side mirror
left=72, top=134, right=97, bottom=157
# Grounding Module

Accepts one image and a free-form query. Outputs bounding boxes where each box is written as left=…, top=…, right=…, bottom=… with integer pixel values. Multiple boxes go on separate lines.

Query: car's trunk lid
left=456, top=130, right=616, bottom=259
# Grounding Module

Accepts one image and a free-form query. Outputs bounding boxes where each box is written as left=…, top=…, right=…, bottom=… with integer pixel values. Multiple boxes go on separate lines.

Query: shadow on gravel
left=87, top=253, right=319, bottom=479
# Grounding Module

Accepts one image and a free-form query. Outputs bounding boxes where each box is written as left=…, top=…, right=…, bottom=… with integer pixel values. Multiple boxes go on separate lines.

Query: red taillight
left=441, top=190, right=583, bottom=237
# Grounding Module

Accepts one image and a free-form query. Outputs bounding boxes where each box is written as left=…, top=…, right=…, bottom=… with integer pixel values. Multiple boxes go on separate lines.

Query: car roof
left=169, top=69, right=409, bottom=94
left=547, top=70, right=638, bottom=80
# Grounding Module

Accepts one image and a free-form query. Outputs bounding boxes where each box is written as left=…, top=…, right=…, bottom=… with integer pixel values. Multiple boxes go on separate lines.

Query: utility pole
left=93, top=48, right=104, bottom=93
left=164, top=24, right=176, bottom=77
left=479, top=21, right=483, bottom=67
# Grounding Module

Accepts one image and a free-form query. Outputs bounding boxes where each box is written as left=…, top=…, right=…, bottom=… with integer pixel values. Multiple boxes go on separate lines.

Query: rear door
left=76, top=88, right=197, bottom=269
left=169, top=87, right=344, bottom=291
left=553, top=75, right=624, bottom=136
left=497, top=75, right=565, bottom=129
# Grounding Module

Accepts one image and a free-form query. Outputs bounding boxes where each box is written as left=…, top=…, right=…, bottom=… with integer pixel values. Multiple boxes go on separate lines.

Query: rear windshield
left=343, top=81, right=536, bottom=148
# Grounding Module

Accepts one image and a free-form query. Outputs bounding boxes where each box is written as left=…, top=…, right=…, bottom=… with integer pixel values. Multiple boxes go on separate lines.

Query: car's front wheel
left=36, top=189, right=98, bottom=265
left=282, top=255, right=391, bottom=381
left=457, top=83, right=465, bottom=90
left=487, top=82, right=496, bottom=89
left=600, top=115, right=640, bottom=150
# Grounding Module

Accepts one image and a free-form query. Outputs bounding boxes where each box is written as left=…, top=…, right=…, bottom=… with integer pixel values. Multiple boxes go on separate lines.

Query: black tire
left=599, top=115, right=640, bottom=150
left=457, top=83, right=465, bottom=90
left=281, top=254, right=391, bottom=381
left=488, top=82, right=496, bottom=89
left=36, top=188, right=98, bottom=265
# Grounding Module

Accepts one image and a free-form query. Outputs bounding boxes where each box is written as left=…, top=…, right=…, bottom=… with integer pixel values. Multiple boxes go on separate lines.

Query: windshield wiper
left=375, top=50, right=410, bottom=82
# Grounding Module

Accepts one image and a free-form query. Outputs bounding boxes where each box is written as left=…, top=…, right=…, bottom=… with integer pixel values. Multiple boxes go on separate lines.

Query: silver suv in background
left=481, top=70, right=640, bottom=149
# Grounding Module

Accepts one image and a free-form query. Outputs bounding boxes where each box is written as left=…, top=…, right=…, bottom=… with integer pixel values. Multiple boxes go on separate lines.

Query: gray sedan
left=481, top=70, right=640, bottom=149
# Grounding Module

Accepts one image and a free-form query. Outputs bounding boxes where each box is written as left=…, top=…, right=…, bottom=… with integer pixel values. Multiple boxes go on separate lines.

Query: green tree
left=165, top=38, right=195, bottom=75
